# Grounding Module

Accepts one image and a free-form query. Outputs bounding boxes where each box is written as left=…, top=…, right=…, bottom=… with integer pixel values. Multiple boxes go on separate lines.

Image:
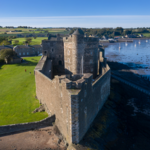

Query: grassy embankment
left=0, top=56, right=48, bottom=126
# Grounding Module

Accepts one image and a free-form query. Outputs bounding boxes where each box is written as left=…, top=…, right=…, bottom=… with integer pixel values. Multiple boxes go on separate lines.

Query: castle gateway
left=34, top=29, right=111, bottom=144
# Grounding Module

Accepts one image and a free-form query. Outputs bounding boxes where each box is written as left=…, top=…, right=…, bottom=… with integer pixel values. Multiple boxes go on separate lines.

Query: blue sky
left=0, top=0, right=150, bottom=28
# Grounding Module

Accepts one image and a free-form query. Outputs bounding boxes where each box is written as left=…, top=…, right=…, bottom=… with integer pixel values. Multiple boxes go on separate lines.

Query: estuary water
left=105, top=39, right=150, bottom=78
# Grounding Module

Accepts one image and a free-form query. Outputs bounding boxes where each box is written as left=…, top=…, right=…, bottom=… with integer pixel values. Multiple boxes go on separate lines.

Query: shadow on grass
left=0, top=59, right=39, bottom=70
left=0, top=64, right=3, bottom=70
left=16, top=59, right=39, bottom=67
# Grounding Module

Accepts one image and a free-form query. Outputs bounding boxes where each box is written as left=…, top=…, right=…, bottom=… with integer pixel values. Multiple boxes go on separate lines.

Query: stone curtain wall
left=0, top=115, right=55, bottom=136
left=77, top=68, right=111, bottom=141
left=35, top=70, right=72, bottom=144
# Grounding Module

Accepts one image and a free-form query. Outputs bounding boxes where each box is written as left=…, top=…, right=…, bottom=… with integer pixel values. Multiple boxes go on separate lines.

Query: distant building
left=5, top=55, right=21, bottom=64
left=139, top=34, right=144, bottom=37
left=89, top=34, right=99, bottom=38
left=13, top=45, right=42, bottom=57
left=16, top=34, right=24, bottom=38
left=114, top=36, right=121, bottom=39
left=125, top=34, right=137, bottom=38
left=102, top=35, right=109, bottom=40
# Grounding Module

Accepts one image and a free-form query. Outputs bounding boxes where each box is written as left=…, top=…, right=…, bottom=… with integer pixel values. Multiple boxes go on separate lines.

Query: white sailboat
left=134, top=43, right=136, bottom=47
left=125, top=42, right=128, bottom=46
left=119, top=43, right=121, bottom=49
left=146, top=40, right=148, bottom=42
left=138, top=40, right=141, bottom=44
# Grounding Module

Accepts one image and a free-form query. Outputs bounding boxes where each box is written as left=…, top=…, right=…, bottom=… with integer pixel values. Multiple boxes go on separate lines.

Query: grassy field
left=0, top=28, right=69, bottom=35
left=12, top=37, right=47, bottom=45
left=0, top=56, right=48, bottom=126
left=142, top=33, right=150, bottom=37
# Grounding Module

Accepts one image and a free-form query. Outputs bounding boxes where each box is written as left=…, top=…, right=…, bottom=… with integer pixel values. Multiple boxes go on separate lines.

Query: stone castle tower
left=34, top=29, right=111, bottom=144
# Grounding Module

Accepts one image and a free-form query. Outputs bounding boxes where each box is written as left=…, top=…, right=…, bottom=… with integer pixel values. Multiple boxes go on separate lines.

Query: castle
left=34, top=29, right=111, bottom=144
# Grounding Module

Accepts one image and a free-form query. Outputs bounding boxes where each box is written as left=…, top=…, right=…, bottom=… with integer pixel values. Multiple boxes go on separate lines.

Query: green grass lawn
left=142, top=33, right=150, bottom=37
left=12, top=37, right=47, bottom=45
left=0, top=56, right=48, bottom=126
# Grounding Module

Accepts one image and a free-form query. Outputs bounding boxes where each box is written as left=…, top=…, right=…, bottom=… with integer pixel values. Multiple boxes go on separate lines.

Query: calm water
left=105, top=39, right=150, bottom=78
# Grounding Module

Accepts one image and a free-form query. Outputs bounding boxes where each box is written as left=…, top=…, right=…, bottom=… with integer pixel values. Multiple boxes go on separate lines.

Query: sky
left=0, top=0, right=150, bottom=28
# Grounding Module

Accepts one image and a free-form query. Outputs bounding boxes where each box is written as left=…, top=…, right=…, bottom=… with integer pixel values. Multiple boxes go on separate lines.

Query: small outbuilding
left=5, top=55, right=22, bottom=64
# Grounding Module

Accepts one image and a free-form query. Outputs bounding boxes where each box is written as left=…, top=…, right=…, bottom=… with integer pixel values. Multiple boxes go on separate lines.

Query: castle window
left=68, top=58, right=70, bottom=63
left=27, top=52, right=29, bottom=55
left=81, top=99, right=83, bottom=102
left=51, top=48, right=54, bottom=52
left=23, top=52, right=25, bottom=55
left=90, top=51, right=93, bottom=55
left=44, top=51, right=47, bottom=55
left=19, top=53, right=21, bottom=56
left=91, top=68, right=93, bottom=72
left=67, top=50, right=70, bottom=55
left=59, top=60, right=62, bottom=65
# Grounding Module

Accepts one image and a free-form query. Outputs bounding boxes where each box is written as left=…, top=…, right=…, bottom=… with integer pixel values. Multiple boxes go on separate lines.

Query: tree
left=0, top=49, right=17, bottom=60
left=0, top=40, right=10, bottom=46
left=124, top=30, right=132, bottom=35
left=25, top=37, right=32, bottom=44
left=14, top=40, right=19, bottom=45
left=115, top=27, right=124, bottom=35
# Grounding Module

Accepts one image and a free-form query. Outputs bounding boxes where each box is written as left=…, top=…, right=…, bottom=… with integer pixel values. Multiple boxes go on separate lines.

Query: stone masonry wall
left=63, top=35, right=99, bottom=78
left=35, top=70, right=72, bottom=143
left=77, top=67, right=111, bottom=142
left=0, top=115, right=55, bottom=136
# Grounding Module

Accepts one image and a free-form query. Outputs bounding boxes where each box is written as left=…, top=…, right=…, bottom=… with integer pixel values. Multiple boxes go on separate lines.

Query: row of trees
left=69, top=27, right=150, bottom=38
left=0, top=37, right=35, bottom=46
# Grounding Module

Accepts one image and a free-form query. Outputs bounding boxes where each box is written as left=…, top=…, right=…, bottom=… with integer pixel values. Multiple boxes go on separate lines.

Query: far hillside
left=0, top=28, right=69, bottom=37
left=12, top=37, right=47, bottom=46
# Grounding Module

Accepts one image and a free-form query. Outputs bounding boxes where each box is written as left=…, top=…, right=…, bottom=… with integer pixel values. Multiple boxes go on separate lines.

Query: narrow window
left=68, top=58, right=70, bottom=63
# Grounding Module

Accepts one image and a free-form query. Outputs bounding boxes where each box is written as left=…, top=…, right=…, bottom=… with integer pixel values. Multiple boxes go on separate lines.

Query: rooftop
left=73, top=29, right=84, bottom=35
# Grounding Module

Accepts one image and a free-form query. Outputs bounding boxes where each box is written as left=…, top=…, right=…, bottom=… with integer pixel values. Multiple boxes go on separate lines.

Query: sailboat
left=134, top=43, right=136, bottom=47
left=146, top=40, right=148, bottom=42
left=119, top=43, right=121, bottom=49
left=138, top=40, right=141, bottom=44
left=125, top=42, right=128, bottom=46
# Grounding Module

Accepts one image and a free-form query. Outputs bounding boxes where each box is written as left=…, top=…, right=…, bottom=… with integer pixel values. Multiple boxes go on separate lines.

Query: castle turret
left=63, top=29, right=86, bottom=75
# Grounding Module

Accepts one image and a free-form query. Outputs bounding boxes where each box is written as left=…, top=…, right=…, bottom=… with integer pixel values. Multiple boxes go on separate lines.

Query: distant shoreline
left=100, top=37, right=150, bottom=47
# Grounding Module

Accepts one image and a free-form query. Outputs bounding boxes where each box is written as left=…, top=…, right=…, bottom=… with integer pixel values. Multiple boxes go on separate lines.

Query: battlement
left=57, top=73, right=93, bottom=89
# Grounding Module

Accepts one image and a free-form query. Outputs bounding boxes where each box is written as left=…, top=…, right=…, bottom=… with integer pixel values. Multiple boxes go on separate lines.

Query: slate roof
left=0, top=45, right=13, bottom=50
left=14, top=45, right=42, bottom=49
left=73, top=29, right=84, bottom=35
